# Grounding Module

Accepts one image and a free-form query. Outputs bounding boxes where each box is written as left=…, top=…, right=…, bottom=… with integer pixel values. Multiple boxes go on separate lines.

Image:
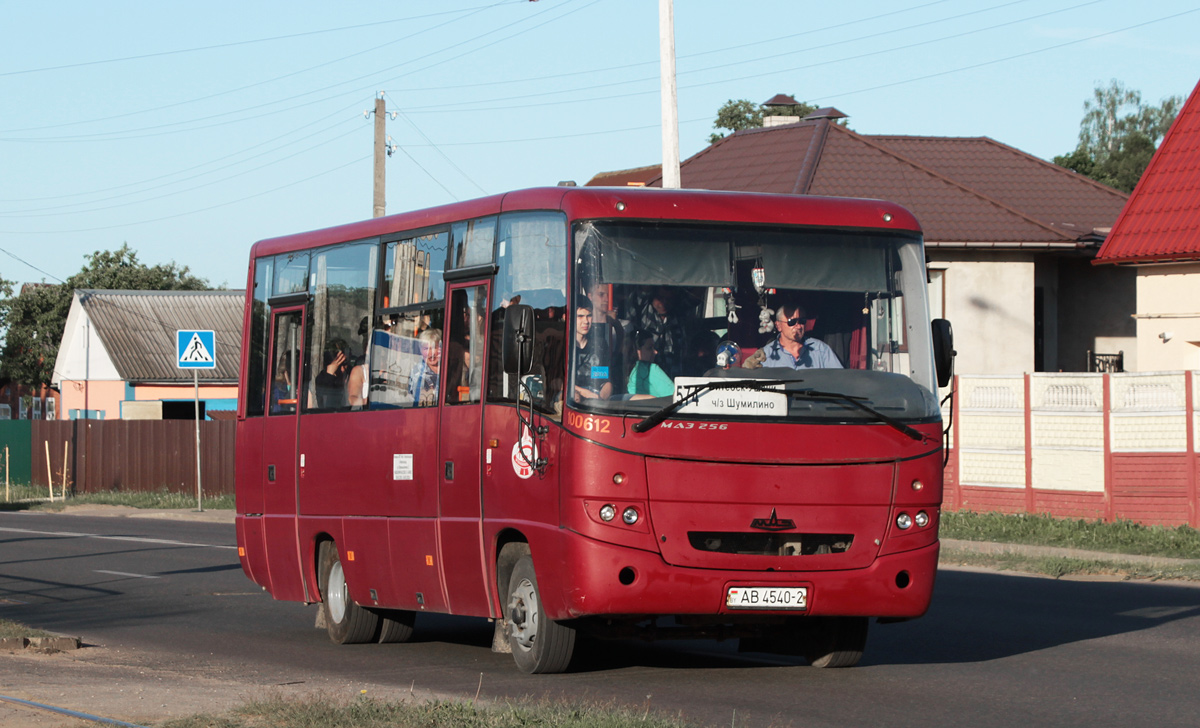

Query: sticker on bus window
left=393, top=454, right=414, bottom=481
left=591, top=366, right=609, bottom=380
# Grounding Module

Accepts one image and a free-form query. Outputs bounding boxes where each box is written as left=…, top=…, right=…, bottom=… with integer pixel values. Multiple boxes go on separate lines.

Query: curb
left=1, top=635, right=82, bottom=652
left=942, top=538, right=1200, bottom=569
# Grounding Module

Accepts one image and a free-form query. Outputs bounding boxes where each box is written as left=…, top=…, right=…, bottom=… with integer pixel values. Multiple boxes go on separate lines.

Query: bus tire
left=506, top=554, right=575, bottom=674
left=318, top=542, right=379, bottom=645
left=374, top=609, right=416, bottom=643
left=805, top=617, right=869, bottom=668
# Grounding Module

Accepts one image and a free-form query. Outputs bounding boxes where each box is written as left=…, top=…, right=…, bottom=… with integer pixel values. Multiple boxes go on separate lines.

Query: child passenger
left=627, top=331, right=674, bottom=399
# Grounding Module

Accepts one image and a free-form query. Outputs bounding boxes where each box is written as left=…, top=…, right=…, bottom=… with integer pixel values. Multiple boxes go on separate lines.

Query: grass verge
left=940, top=547, right=1200, bottom=581
left=0, top=483, right=234, bottom=511
left=0, top=618, right=53, bottom=640
left=940, top=510, right=1200, bottom=559
left=160, top=694, right=700, bottom=728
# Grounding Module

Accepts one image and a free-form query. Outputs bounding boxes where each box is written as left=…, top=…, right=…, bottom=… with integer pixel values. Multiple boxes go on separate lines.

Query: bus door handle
left=267, top=464, right=276, bottom=482
left=444, top=461, right=454, bottom=481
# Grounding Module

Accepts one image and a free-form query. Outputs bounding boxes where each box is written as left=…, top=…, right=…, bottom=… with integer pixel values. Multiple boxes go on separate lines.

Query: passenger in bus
left=270, top=350, right=297, bottom=414
left=748, top=302, right=843, bottom=370
left=627, top=331, right=674, bottom=399
left=573, top=299, right=612, bottom=400
left=314, top=339, right=352, bottom=409
left=633, top=287, right=691, bottom=379
left=586, top=282, right=625, bottom=396
left=409, top=327, right=442, bottom=407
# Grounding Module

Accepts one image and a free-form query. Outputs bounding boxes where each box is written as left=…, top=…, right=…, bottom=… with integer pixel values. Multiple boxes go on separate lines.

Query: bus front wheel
left=805, top=616, right=869, bottom=668
left=506, top=554, right=575, bottom=673
left=318, top=542, right=379, bottom=644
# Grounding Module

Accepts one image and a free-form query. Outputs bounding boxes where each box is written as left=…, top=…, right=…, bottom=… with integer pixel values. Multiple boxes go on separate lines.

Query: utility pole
left=367, top=92, right=397, bottom=218
left=373, top=95, right=387, bottom=218
left=659, top=0, right=681, bottom=189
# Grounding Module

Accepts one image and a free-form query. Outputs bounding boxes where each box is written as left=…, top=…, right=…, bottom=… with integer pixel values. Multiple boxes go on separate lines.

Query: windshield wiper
left=632, top=379, right=798, bottom=433
left=631, top=380, right=928, bottom=442
left=794, top=389, right=927, bottom=441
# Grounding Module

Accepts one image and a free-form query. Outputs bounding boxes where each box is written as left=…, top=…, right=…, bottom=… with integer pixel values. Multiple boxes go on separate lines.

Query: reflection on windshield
left=569, top=221, right=939, bottom=421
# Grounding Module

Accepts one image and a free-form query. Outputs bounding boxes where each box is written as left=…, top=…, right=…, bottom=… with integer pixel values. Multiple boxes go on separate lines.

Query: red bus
left=235, top=186, right=954, bottom=673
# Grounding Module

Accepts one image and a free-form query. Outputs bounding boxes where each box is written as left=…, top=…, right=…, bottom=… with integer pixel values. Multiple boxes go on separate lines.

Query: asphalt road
left=2, top=510, right=1199, bottom=728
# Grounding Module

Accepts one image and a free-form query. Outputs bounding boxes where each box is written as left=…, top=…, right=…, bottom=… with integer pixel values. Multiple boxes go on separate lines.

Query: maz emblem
left=750, top=508, right=795, bottom=531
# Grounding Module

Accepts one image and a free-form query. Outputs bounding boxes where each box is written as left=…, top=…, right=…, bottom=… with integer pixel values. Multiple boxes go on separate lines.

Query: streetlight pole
left=659, top=0, right=681, bottom=189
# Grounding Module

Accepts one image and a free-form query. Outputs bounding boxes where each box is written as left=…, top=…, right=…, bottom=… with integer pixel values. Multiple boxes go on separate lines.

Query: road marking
left=0, top=526, right=236, bottom=550
left=94, top=570, right=160, bottom=580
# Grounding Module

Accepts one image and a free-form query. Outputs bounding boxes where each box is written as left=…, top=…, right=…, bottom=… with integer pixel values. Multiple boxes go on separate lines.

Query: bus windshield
left=570, top=220, right=939, bottom=422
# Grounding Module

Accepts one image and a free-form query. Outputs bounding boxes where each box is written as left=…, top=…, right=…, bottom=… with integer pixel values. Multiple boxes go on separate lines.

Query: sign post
left=177, top=330, right=216, bottom=512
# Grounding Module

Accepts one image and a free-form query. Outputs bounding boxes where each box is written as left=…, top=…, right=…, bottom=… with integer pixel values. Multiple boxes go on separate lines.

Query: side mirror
left=931, top=318, right=955, bottom=388
left=502, top=304, right=535, bottom=374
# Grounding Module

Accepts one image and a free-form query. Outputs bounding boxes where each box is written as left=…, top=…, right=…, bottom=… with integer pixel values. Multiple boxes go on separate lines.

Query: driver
left=749, top=302, right=842, bottom=370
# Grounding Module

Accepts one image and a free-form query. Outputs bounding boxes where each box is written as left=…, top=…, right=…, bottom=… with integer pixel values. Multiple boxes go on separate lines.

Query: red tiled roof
left=1095, top=78, right=1200, bottom=264
left=636, top=120, right=1128, bottom=247
left=585, top=165, right=661, bottom=187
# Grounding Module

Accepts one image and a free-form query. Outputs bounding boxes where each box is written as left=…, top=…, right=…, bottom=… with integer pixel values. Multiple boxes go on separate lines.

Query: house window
left=0, top=405, right=10, bottom=420
left=32, top=398, right=42, bottom=420
left=45, top=397, right=55, bottom=420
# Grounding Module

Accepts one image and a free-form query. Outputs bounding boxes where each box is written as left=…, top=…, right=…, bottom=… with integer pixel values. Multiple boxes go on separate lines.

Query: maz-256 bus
left=235, top=186, right=954, bottom=673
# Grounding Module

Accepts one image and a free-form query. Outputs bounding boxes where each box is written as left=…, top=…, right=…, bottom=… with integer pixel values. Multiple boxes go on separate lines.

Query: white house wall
left=930, top=254, right=1035, bottom=375
left=1136, top=263, right=1200, bottom=371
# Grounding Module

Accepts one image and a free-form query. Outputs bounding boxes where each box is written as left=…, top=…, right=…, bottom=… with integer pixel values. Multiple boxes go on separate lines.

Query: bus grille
left=687, top=532, right=853, bottom=556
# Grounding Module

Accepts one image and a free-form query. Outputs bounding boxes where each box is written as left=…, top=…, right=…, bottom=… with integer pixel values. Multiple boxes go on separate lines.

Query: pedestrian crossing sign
left=177, top=330, right=216, bottom=369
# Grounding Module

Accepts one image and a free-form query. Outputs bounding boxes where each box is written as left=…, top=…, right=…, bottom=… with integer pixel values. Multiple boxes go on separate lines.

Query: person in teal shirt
left=627, top=331, right=674, bottom=398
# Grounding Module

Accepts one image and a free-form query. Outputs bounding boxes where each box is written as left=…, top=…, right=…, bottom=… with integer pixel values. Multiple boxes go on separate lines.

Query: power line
left=0, top=2, right=518, bottom=79
left=0, top=0, right=585, bottom=142
left=0, top=155, right=370, bottom=236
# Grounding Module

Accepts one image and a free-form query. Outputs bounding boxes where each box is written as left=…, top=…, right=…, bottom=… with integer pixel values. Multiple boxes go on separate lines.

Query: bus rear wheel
left=804, top=616, right=869, bottom=668
left=506, top=554, right=575, bottom=674
left=318, top=542, right=379, bottom=645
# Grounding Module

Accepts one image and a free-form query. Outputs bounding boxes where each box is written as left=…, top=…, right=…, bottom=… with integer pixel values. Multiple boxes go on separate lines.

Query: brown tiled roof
left=79, top=289, right=244, bottom=382
left=636, top=119, right=1128, bottom=247
left=1095, top=77, right=1200, bottom=264
left=585, top=164, right=662, bottom=187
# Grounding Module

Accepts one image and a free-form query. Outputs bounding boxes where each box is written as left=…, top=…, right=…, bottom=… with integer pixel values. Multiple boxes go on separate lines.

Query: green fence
left=0, top=420, right=33, bottom=486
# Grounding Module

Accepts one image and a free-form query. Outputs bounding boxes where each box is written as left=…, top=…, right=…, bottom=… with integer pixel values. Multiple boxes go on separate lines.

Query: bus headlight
left=622, top=507, right=639, bottom=525
left=599, top=504, right=616, bottom=522
left=914, top=511, right=930, bottom=528
left=896, top=512, right=913, bottom=530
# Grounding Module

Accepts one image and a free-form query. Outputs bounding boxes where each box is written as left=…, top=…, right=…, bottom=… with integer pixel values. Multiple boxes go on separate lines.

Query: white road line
left=0, top=526, right=236, bottom=550
left=94, top=570, right=160, bottom=580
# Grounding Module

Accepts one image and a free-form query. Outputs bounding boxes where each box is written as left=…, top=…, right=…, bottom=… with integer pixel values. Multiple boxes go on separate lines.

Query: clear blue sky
left=2, top=0, right=1197, bottom=288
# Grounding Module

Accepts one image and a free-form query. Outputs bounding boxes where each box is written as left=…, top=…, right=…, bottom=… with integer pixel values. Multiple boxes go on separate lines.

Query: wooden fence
left=1, top=419, right=235, bottom=495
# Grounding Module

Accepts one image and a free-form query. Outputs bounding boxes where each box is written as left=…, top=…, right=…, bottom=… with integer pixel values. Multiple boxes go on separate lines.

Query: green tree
left=709, top=95, right=823, bottom=144
left=1054, top=79, right=1182, bottom=193
left=0, top=244, right=209, bottom=386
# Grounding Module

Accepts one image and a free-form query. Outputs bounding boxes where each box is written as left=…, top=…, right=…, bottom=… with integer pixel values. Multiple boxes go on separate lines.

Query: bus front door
left=437, top=282, right=492, bottom=616
left=260, top=308, right=307, bottom=602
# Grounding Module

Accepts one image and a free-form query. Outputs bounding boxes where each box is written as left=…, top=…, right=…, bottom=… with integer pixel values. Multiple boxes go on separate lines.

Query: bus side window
left=445, top=286, right=488, bottom=405
left=488, top=211, right=567, bottom=418
left=302, top=240, right=379, bottom=413
left=245, top=258, right=273, bottom=417
left=367, top=308, right=444, bottom=409
left=269, top=312, right=302, bottom=416
left=451, top=216, right=496, bottom=269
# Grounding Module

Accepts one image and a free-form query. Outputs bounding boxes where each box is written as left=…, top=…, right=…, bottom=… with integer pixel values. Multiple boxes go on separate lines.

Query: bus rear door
left=261, top=307, right=307, bottom=601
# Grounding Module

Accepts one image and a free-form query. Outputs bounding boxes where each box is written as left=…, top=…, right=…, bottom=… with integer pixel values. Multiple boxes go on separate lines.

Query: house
left=51, top=290, right=244, bottom=420
left=1093, top=77, right=1200, bottom=371
left=592, top=109, right=1134, bottom=375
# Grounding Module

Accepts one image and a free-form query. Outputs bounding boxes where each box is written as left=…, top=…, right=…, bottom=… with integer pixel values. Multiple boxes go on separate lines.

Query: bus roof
left=249, top=187, right=922, bottom=259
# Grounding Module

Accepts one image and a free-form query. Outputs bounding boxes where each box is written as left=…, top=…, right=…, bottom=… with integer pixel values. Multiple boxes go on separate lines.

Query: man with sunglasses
left=754, top=302, right=842, bottom=370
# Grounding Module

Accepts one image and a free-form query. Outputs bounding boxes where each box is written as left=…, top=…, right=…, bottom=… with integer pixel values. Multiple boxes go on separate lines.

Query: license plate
left=725, top=586, right=808, bottom=610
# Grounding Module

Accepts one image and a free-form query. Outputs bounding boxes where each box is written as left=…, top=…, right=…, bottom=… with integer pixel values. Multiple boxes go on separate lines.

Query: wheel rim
left=327, top=559, right=348, bottom=623
left=508, top=577, right=539, bottom=651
